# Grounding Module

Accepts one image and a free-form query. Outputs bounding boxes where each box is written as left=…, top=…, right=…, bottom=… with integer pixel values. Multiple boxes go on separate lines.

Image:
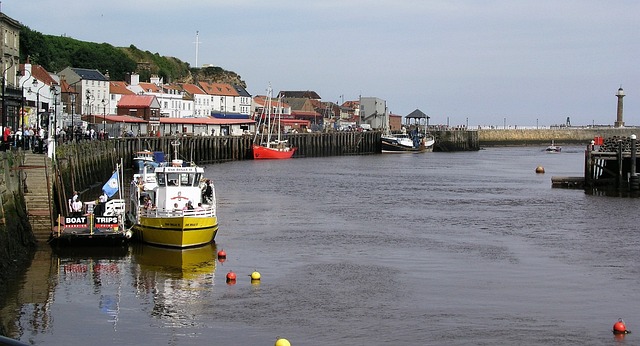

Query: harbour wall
left=478, top=127, right=640, bottom=146
left=57, top=130, right=477, bottom=190
left=0, top=151, right=36, bottom=325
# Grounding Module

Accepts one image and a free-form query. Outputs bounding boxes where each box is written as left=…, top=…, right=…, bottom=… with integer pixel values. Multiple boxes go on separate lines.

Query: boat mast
left=266, top=85, right=273, bottom=148
left=277, top=94, right=282, bottom=144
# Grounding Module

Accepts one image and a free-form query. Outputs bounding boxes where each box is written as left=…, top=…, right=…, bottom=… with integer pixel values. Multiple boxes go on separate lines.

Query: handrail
left=140, top=206, right=215, bottom=218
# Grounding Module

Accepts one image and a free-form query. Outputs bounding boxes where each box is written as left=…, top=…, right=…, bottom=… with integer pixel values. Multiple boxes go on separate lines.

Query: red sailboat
left=253, top=85, right=296, bottom=159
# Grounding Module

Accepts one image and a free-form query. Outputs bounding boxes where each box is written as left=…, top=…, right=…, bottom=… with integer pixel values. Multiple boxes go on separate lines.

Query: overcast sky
left=5, top=1, right=639, bottom=127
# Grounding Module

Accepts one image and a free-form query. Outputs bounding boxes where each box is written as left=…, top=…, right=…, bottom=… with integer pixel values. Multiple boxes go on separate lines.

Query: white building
left=359, top=97, right=388, bottom=130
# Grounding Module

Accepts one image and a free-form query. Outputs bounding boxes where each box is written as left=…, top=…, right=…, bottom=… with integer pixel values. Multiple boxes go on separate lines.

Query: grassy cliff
left=19, top=26, right=245, bottom=87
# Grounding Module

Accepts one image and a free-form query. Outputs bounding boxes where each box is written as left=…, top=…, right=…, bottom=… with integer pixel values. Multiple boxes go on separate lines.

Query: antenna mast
left=194, top=31, right=200, bottom=68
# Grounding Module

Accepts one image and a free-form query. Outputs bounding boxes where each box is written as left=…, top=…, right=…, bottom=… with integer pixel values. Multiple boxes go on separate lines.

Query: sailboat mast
left=277, top=95, right=282, bottom=143
left=266, top=85, right=272, bottom=147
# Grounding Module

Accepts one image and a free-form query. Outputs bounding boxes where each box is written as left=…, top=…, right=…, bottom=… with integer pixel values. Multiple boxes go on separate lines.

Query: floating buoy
left=275, top=337, right=291, bottom=346
left=535, top=166, right=545, bottom=174
left=613, top=318, right=630, bottom=334
left=217, top=249, right=227, bottom=259
left=226, top=271, right=237, bottom=283
left=250, top=271, right=261, bottom=280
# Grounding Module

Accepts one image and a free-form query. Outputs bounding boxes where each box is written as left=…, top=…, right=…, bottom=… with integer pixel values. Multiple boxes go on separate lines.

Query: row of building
left=1, top=11, right=424, bottom=139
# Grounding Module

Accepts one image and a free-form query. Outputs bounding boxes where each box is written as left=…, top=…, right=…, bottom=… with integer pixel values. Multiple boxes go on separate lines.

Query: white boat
left=545, top=141, right=561, bottom=153
left=381, top=130, right=434, bottom=153
left=133, top=150, right=164, bottom=173
left=128, top=140, right=218, bottom=248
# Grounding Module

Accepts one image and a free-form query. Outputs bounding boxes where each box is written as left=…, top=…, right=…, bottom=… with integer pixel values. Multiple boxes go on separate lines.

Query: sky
left=4, top=0, right=639, bottom=127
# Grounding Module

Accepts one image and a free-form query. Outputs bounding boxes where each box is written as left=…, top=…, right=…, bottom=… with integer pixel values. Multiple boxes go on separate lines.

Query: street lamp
left=32, top=78, right=48, bottom=152
left=18, top=68, right=32, bottom=149
left=101, top=98, right=107, bottom=137
left=85, top=90, right=94, bottom=133
left=70, top=93, right=77, bottom=141
left=49, top=84, right=60, bottom=159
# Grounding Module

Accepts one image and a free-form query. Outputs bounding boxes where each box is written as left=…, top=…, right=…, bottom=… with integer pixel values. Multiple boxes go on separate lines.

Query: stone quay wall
left=478, top=127, right=640, bottom=146
left=0, top=151, right=37, bottom=318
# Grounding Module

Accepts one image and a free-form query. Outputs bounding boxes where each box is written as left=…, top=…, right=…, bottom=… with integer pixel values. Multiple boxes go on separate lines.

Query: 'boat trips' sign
left=95, top=216, right=119, bottom=229
left=65, top=217, right=87, bottom=228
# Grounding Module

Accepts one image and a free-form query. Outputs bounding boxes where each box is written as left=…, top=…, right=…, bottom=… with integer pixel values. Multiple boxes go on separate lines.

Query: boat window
left=157, top=174, right=166, bottom=186
left=167, top=173, right=180, bottom=186
left=194, top=173, right=202, bottom=186
left=180, top=173, right=192, bottom=186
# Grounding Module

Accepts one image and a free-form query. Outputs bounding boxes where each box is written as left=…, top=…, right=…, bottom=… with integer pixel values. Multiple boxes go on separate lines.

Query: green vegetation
left=19, top=26, right=245, bottom=87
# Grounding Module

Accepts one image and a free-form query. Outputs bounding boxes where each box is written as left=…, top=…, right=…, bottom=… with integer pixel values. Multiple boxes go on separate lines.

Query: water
left=4, top=146, right=640, bottom=345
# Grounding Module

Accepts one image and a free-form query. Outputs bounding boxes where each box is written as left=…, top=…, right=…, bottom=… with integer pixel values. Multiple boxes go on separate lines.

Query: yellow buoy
left=251, top=271, right=261, bottom=280
left=535, top=166, right=545, bottom=174
left=275, top=337, right=291, bottom=346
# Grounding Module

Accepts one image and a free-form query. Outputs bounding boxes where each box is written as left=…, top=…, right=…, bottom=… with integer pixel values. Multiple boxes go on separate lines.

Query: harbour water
left=3, top=146, right=640, bottom=345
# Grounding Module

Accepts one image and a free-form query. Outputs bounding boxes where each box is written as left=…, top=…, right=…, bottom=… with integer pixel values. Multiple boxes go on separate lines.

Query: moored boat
left=133, top=150, right=164, bottom=173
left=128, top=140, right=218, bottom=248
left=252, top=143, right=295, bottom=159
left=50, top=164, right=130, bottom=246
left=253, top=85, right=296, bottom=159
left=381, top=131, right=434, bottom=153
left=545, top=141, right=562, bottom=153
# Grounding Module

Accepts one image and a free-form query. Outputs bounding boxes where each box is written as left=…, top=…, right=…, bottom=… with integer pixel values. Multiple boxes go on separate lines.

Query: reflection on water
left=131, top=243, right=218, bottom=331
left=132, top=243, right=218, bottom=280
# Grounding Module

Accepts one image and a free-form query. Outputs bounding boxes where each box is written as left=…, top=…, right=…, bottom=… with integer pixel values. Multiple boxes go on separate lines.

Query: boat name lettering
left=164, top=168, right=194, bottom=172
left=95, top=216, right=119, bottom=224
left=65, top=217, right=87, bottom=224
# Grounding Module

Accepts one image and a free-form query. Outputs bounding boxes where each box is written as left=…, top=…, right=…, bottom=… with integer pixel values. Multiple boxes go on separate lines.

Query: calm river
left=3, top=146, right=640, bottom=345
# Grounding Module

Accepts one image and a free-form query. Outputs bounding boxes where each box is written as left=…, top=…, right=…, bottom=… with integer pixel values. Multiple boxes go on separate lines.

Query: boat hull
left=381, top=139, right=426, bottom=153
left=133, top=215, right=218, bottom=248
left=252, top=144, right=296, bottom=159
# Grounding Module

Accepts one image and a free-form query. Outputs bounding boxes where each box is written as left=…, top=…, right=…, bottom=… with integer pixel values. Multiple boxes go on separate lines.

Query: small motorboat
left=545, top=141, right=561, bottom=153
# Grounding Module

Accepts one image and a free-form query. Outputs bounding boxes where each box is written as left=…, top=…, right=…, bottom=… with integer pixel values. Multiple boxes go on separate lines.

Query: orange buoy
left=217, top=249, right=227, bottom=259
left=535, top=166, right=545, bottom=174
left=613, top=318, right=630, bottom=334
left=226, top=271, right=237, bottom=283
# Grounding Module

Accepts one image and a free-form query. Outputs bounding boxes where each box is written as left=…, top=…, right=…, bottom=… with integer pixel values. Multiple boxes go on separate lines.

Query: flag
left=102, top=169, right=119, bottom=197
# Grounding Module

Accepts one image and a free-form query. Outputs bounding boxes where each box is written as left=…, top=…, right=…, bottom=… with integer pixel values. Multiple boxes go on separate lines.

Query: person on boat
left=95, top=190, right=108, bottom=216
left=71, top=197, right=83, bottom=217
left=172, top=203, right=182, bottom=215
left=195, top=203, right=204, bottom=211
left=68, top=191, right=79, bottom=213
left=202, top=179, right=213, bottom=203
left=183, top=201, right=194, bottom=211
left=143, top=196, right=152, bottom=210
left=99, top=190, right=108, bottom=203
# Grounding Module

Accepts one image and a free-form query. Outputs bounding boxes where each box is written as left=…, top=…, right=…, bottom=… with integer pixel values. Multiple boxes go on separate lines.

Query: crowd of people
left=1, top=125, right=114, bottom=152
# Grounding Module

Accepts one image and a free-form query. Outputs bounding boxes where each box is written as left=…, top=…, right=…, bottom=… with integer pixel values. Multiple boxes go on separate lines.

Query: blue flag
left=102, top=170, right=119, bottom=197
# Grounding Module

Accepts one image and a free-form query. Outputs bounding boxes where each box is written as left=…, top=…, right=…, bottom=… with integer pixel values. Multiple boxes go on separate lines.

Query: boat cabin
left=149, top=166, right=205, bottom=212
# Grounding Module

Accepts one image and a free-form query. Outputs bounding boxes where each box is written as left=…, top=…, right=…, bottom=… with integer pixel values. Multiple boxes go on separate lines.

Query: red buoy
left=217, top=249, right=227, bottom=259
left=226, top=271, right=237, bottom=283
left=613, top=319, right=629, bottom=334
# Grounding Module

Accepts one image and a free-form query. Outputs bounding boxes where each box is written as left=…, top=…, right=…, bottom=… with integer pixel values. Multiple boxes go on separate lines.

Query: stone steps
left=22, top=153, right=53, bottom=243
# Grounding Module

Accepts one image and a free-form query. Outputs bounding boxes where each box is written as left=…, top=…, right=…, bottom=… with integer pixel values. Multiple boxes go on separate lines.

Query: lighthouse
left=615, top=87, right=625, bottom=128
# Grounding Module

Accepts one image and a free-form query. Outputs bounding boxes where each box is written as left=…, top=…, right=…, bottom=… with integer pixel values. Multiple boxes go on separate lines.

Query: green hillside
left=18, top=26, right=246, bottom=87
